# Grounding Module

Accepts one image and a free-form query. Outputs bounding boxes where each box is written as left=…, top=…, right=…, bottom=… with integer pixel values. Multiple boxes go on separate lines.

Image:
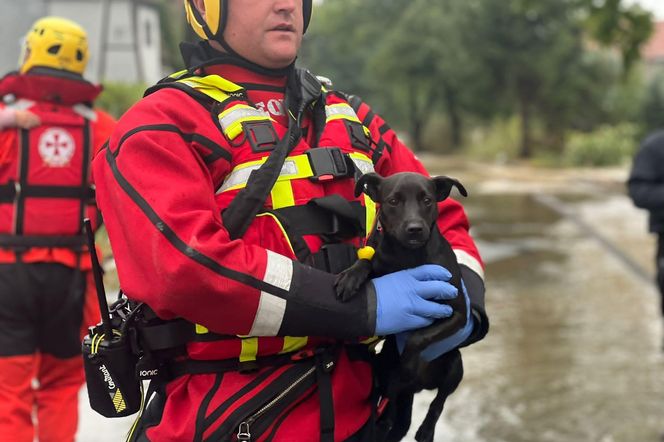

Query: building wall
left=0, top=0, right=47, bottom=75
left=0, top=0, right=162, bottom=84
left=48, top=0, right=162, bottom=84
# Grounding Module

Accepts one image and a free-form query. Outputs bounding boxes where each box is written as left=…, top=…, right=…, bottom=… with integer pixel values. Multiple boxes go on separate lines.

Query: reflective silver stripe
left=254, top=251, right=292, bottom=336
left=5, top=99, right=35, bottom=111
left=454, top=249, right=485, bottom=280
left=217, top=164, right=262, bottom=194
left=325, top=104, right=360, bottom=121
left=219, top=107, right=266, bottom=132
left=249, top=292, right=287, bottom=336
left=216, top=159, right=302, bottom=194
left=351, top=157, right=374, bottom=175
left=264, top=250, right=293, bottom=291
left=217, top=155, right=374, bottom=194
left=72, top=104, right=98, bottom=121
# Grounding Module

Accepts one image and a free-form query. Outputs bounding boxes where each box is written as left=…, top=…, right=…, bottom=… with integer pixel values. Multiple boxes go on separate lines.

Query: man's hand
left=14, top=110, right=41, bottom=129
left=373, top=264, right=458, bottom=336
left=396, top=280, right=474, bottom=361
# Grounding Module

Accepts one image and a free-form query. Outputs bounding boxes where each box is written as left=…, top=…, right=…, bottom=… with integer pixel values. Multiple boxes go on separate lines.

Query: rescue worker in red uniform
left=0, top=17, right=116, bottom=442
left=92, top=1, right=488, bottom=440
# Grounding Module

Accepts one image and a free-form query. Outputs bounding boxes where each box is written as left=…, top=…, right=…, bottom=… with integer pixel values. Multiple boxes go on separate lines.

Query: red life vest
left=142, top=70, right=378, bottom=363
left=0, top=72, right=102, bottom=254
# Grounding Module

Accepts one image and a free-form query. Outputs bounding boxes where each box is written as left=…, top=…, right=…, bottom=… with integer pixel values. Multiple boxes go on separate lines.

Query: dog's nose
left=406, top=223, right=424, bottom=235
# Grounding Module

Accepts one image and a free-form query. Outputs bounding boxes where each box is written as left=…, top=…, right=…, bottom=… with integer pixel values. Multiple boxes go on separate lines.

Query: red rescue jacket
left=93, top=58, right=484, bottom=441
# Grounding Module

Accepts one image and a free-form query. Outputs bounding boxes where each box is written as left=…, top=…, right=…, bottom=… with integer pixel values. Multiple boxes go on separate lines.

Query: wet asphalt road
left=76, top=159, right=664, bottom=442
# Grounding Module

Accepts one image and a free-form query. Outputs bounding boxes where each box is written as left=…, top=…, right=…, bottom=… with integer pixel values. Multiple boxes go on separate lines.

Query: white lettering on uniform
left=254, top=99, right=285, bottom=118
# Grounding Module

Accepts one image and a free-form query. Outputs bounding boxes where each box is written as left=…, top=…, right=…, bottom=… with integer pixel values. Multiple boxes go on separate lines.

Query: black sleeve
left=628, top=131, right=664, bottom=210
left=278, top=264, right=375, bottom=338
left=460, top=265, right=489, bottom=347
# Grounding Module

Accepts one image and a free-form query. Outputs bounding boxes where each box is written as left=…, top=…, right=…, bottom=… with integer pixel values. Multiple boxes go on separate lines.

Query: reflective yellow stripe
left=168, top=69, right=188, bottom=80
left=325, top=104, right=372, bottom=138
left=178, top=74, right=244, bottom=95
left=218, top=153, right=371, bottom=195
left=325, top=103, right=361, bottom=123
left=239, top=337, right=259, bottom=362
left=348, top=152, right=375, bottom=175
left=175, top=74, right=244, bottom=119
left=281, top=336, right=308, bottom=354
left=195, top=324, right=209, bottom=334
left=364, top=195, right=376, bottom=239
left=255, top=213, right=295, bottom=255
left=270, top=181, right=295, bottom=209
left=218, top=104, right=272, bottom=140
left=217, top=154, right=316, bottom=194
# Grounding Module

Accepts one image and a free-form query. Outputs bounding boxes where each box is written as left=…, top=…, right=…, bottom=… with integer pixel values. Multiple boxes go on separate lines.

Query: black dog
left=335, top=172, right=468, bottom=442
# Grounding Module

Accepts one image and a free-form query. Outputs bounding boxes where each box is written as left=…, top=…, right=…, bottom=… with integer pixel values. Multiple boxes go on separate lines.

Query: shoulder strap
left=222, top=68, right=323, bottom=239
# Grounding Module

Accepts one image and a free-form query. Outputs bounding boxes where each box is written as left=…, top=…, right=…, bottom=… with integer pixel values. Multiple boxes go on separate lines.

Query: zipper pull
left=237, top=422, right=251, bottom=442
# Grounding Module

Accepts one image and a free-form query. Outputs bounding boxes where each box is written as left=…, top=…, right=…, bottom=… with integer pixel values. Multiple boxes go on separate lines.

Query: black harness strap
left=222, top=69, right=323, bottom=240
left=315, top=349, right=336, bottom=442
left=272, top=198, right=365, bottom=238
left=79, top=118, right=92, bottom=234
left=0, top=234, right=86, bottom=248
left=0, top=182, right=17, bottom=202
left=15, top=128, right=30, bottom=234
left=11, top=185, right=94, bottom=199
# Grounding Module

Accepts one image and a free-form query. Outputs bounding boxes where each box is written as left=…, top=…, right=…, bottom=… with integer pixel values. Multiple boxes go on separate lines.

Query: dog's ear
left=433, top=176, right=468, bottom=201
left=355, top=172, right=383, bottom=201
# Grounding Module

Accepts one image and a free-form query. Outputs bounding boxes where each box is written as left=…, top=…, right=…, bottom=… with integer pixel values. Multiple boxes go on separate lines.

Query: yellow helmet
left=19, top=17, right=89, bottom=75
left=184, top=0, right=312, bottom=41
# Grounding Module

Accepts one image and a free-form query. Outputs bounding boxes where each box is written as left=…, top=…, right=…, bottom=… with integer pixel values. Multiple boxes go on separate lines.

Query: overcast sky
left=627, top=0, right=664, bottom=19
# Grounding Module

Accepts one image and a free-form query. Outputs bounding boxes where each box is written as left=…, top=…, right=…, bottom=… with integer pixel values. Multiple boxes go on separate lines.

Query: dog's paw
left=334, top=271, right=362, bottom=302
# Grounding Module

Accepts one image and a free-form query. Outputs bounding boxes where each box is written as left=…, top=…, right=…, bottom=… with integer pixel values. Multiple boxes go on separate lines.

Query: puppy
left=335, top=171, right=468, bottom=442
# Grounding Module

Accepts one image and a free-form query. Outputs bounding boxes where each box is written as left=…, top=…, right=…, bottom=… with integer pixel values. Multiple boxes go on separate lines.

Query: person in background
left=628, top=130, right=664, bottom=346
left=0, top=16, right=115, bottom=442
left=92, top=0, right=488, bottom=440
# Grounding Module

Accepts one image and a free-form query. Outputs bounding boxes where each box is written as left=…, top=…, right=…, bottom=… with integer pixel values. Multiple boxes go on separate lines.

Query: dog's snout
left=406, top=222, right=424, bottom=235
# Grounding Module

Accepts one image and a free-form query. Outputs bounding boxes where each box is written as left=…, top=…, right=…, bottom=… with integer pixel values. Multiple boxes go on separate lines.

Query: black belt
left=0, top=234, right=87, bottom=248
left=0, top=182, right=95, bottom=202
left=166, top=352, right=299, bottom=379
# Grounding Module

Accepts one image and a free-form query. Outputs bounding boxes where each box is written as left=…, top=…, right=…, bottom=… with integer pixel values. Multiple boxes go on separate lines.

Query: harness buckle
left=306, top=147, right=354, bottom=183
left=245, top=121, right=278, bottom=153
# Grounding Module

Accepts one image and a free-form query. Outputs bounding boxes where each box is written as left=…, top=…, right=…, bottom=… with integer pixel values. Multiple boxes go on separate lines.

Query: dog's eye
left=387, top=198, right=399, bottom=206
left=423, top=197, right=433, bottom=206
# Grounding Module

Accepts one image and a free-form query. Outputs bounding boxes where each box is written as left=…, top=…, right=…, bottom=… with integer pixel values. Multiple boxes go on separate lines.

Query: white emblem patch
left=38, top=128, right=76, bottom=167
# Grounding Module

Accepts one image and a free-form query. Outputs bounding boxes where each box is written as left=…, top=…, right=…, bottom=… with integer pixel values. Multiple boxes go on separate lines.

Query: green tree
left=583, top=0, right=654, bottom=72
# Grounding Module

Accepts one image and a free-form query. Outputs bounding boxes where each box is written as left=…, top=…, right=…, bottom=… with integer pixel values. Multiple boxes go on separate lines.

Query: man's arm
left=0, top=108, right=40, bottom=130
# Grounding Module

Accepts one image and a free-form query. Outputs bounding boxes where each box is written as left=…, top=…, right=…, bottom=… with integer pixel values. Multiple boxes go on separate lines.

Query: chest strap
left=0, top=181, right=95, bottom=202
left=0, top=234, right=87, bottom=248
left=217, top=149, right=374, bottom=194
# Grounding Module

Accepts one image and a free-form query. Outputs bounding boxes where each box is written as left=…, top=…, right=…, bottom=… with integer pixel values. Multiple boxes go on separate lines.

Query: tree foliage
left=301, top=0, right=654, bottom=158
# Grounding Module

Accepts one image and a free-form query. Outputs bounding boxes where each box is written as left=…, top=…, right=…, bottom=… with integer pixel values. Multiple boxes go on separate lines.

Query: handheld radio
left=81, top=219, right=142, bottom=417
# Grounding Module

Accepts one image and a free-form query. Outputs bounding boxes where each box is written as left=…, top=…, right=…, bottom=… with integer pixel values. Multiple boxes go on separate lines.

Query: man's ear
left=433, top=176, right=468, bottom=201
left=355, top=172, right=383, bottom=201
left=192, top=0, right=206, bottom=14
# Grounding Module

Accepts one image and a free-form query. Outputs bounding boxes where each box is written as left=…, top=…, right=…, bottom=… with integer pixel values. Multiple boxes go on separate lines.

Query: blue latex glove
left=373, top=264, right=458, bottom=336
left=396, top=280, right=473, bottom=361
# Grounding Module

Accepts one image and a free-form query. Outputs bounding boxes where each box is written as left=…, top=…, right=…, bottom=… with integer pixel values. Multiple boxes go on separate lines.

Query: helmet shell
left=184, top=0, right=313, bottom=41
left=19, top=16, right=89, bottom=75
